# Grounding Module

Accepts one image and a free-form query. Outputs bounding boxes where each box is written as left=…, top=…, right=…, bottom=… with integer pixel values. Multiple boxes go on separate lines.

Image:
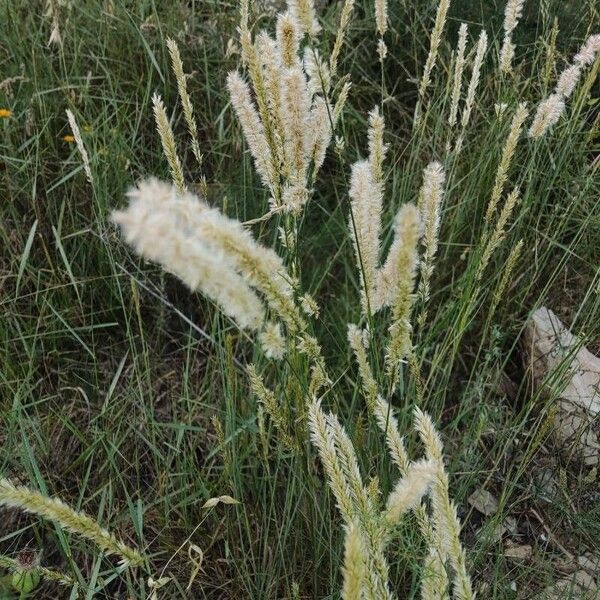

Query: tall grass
left=1, top=0, right=599, bottom=597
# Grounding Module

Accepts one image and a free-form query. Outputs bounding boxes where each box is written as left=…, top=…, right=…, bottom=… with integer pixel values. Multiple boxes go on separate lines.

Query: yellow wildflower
left=62, top=134, right=75, bottom=143
left=0, top=108, right=12, bottom=118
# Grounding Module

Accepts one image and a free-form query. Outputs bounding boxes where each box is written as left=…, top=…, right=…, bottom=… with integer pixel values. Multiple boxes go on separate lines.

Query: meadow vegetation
left=1, top=0, right=599, bottom=598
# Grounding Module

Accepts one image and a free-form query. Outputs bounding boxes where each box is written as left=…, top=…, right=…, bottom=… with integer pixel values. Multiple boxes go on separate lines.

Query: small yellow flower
left=0, top=108, right=12, bottom=118
left=62, top=134, right=75, bottom=143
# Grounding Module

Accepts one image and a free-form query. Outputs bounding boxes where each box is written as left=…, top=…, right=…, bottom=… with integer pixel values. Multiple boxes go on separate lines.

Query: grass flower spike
left=259, top=321, right=286, bottom=359
left=375, top=0, right=388, bottom=38
left=461, top=29, right=488, bottom=130
left=113, top=179, right=305, bottom=333
left=0, top=553, right=75, bottom=588
left=65, top=109, right=93, bottom=185
left=499, top=0, right=525, bottom=73
left=384, top=459, right=437, bottom=525
left=229, top=8, right=341, bottom=217
left=349, top=160, right=383, bottom=315
left=288, top=0, right=321, bottom=37
left=166, top=38, right=203, bottom=170
left=227, top=71, right=278, bottom=196
left=0, top=479, right=142, bottom=566
left=152, top=92, right=187, bottom=194
left=530, top=34, right=600, bottom=138
left=416, top=0, right=451, bottom=123
left=330, top=0, right=355, bottom=76
left=414, top=409, right=474, bottom=600
left=528, top=93, right=565, bottom=138
left=573, top=33, right=600, bottom=66
left=367, top=106, right=387, bottom=186
left=454, top=29, right=488, bottom=153
left=112, top=179, right=267, bottom=330
left=277, top=12, right=300, bottom=69
left=341, top=524, right=365, bottom=600
left=485, top=102, right=528, bottom=223
left=449, top=23, right=468, bottom=127
left=417, top=161, right=445, bottom=323
left=380, top=204, right=420, bottom=379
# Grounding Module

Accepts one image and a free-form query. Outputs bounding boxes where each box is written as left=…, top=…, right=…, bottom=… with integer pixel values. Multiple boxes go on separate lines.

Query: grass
left=1, top=0, right=600, bottom=598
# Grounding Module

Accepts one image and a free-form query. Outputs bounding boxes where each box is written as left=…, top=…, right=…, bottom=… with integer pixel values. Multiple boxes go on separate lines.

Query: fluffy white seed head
left=308, top=95, right=333, bottom=173
left=375, top=0, right=388, bottom=37
left=384, top=459, right=437, bottom=525
left=528, top=93, right=565, bottom=138
left=282, top=66, right=312, bottom=184
left=376, top=203, right=420, bottom=313
left=417, top=161, right=445, bottom=308
left=288, top=0, right=321, bottom=38
left=367, top=106, right=387, bottom=186
left=382, top=204, right=421, bottom=379
left=227, top=71, right=277, bottom=194
left=555, top=63, right=582, bottom=98
left=349, top=160, right=383, bottom=315
left=574, top=33, right=600, bottom=66
left=112, top=179, right=266, bottom=330
left=341, top=523, right=366, bottom=600
left=300, top=293, right=319, bottom=317
left=259, top=322, right=286, bottom=359
left=276, top=12, right=300, bottom=69
left=499, top=38, right=515, bottom=73
left=282, top=184, right=309, bottom=213
left=114, top=179, right=303, bottom=332
left=304, top=47, right=331, bottom=96
left=503, top=0, right=525, bottom=35
left=500, top=0, right=524, bottom=73
left=419, top=161, right=445, bottom=240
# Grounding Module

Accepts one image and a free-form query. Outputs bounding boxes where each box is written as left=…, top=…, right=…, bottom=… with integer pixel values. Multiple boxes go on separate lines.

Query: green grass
left=1, top=0, right=600, bottom=598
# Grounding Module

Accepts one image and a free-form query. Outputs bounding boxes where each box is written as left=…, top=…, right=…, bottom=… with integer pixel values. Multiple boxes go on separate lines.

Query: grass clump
left=0, top=0, right=599, bottom=597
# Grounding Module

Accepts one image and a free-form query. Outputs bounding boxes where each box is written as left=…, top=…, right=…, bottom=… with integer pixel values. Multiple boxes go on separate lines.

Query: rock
left=534, top=576, right=595, bottom=599
left=468, top=488, right=499, bottom=516
left=504, top=516, right=518, bottom=536
left=578, top=554, right=600, bottom=577
left=504, top=542, right=533, bottom=560
left=535, top=468, right=561, bottom=502
left=524, top=307, right=600, bottom=465
left=572, top=570, right=597, bottom=592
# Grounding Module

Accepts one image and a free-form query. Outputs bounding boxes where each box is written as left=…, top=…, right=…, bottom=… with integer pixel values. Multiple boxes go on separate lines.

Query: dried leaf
left=202, top=495, right=240, bottom=509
